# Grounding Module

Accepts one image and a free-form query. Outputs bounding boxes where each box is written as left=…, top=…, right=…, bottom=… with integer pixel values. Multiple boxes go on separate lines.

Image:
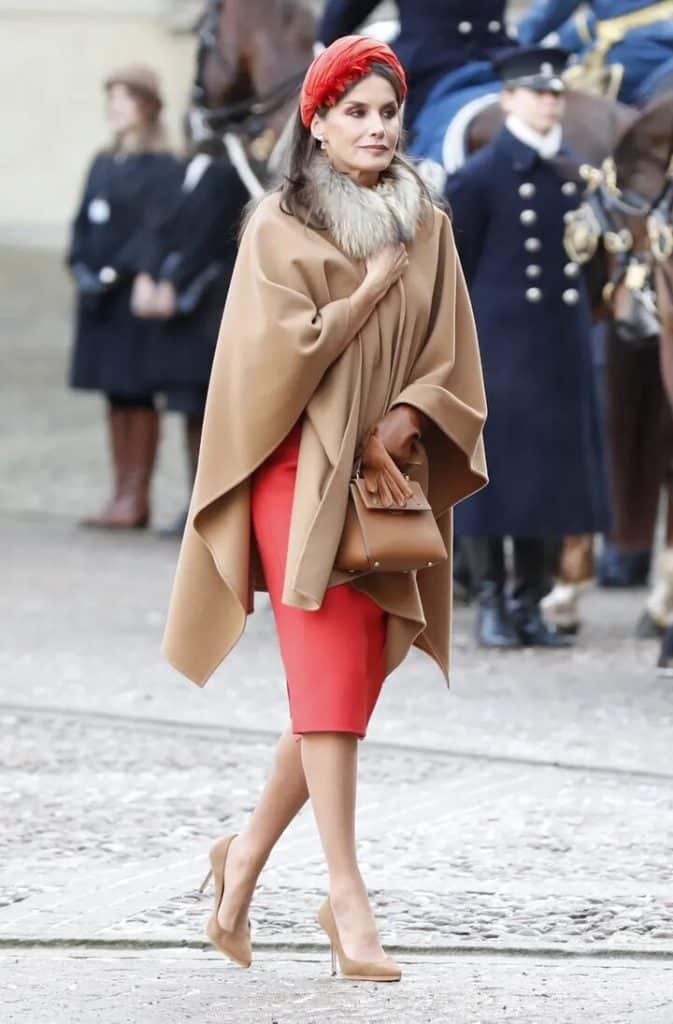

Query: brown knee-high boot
left=83, top=405, right=158, bottom=529
left=82, top=403, right=132, bottom=529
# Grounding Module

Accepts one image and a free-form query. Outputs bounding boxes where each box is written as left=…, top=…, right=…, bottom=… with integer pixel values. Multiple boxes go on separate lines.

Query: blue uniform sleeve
left=554, top=14, right=594, bottom=52
left=517, top=0, right=580, bottom=44
left=317, top=0, right=384, bottom=45
left=443, top=168, right=489, bottom=286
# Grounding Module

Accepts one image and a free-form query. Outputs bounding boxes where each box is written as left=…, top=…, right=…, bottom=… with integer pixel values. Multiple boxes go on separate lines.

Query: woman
left=68, top=65, right=179, bottom=529
left=163, top=37, right=487, bottom=981
left=133, top=128, right=249, bottom=537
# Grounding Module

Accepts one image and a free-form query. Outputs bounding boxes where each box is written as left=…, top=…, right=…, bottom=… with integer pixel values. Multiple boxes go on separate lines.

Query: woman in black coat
left=68, top=64, right=179, bottom=529
left=132, top=136, right=249, bottom=535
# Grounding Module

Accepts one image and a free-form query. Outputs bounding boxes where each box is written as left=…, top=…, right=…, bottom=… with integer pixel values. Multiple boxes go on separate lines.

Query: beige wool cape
left=162, top=173, right=488, bottom=688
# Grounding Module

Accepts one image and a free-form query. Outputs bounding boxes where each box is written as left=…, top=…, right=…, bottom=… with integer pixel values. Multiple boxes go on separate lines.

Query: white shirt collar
left=505, top=114, right=563, bottom=159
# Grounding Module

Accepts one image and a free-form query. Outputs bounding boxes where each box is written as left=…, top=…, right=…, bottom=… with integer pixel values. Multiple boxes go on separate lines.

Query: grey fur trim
left=304, top=156, right=426, bottom=260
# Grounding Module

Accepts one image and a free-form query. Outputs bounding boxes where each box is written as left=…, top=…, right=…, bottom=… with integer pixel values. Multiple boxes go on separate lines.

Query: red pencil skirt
left=250, top=422, right=387, bottom=739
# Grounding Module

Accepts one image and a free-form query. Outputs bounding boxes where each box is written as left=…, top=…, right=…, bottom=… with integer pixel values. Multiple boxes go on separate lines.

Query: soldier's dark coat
left=318, top=0, right=510, bottom=125
left=68, top=150, right=180, bottom=398
left=140, top=155, right=249, bottom=414
left=446, top=126, right=608, bottom=537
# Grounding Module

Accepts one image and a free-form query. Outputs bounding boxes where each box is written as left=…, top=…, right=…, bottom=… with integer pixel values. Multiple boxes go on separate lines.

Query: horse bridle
left=566, top=157, right=673, bottom=321
left=192, top=0, right=307, bottom=133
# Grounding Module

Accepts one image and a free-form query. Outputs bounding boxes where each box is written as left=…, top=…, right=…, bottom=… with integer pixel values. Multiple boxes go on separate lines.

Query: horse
left=581, top=89, right=673, bottom=659
left=191, top=0, right=315, bottom=195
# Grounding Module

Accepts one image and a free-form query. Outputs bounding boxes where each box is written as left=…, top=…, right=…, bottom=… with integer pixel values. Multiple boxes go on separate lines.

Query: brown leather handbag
left=335, top=471, right=448, bottom=575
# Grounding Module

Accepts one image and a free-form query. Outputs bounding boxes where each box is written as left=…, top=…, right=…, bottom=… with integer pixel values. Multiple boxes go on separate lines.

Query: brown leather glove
left=359, top=431, right=414, bottom=507
left=359, top=404, right=426, bottom=507
left=371, top=404, right=427, bottom=466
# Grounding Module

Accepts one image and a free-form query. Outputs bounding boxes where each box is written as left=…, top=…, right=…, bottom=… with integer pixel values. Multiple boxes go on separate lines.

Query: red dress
left=251, top=422, right=387, bottom=739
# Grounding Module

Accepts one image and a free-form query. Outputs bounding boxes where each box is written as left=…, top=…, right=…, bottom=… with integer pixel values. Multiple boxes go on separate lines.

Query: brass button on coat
left=520, top=209, right=538, bottom=226
left=458, top=20, right=472, bottom=33
left=562, top=288, right=580, bottom=305
left=526, top=264, right=542, bottom=279
left=564, top=262, right=580, bottom=278
left=524, top=237, right=542, bottom=252
left=518, top=182, right=536, bottom=199
left=562, top=181, right=578, bottom=196
left=526, top=287, right=543, bottom=303
left=488, top=20, right=501, bottom=31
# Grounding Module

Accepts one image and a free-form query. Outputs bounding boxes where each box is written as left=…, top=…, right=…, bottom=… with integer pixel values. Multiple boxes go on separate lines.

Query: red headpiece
left=299, top=36, right=408, bottom=129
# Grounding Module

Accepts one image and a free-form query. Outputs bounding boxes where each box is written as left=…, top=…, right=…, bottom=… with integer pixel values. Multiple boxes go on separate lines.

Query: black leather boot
left=509, top=587, right=573, bottom=648
left=477, top=581, right=522, bottom=649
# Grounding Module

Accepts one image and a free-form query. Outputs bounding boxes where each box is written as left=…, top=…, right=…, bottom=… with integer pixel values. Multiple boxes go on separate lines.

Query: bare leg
left=301, top=732, right=386, bottom=962
left=217, top=723, right=308, bottom=930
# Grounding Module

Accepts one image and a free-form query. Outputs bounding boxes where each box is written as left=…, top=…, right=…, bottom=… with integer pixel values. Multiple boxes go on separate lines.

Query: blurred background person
left=517, top=0, right=673, bottom=104
left=317, top=1, right=512, bottom=137
left=67, top=64, right=177, bottom=530
left=133, top=118, right=249, bottom=538
left=446, top=47, right=609, bottom=649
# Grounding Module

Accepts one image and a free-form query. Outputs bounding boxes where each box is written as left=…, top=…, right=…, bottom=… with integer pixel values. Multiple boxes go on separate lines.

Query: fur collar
left=302, top=155, right=427, bottom=260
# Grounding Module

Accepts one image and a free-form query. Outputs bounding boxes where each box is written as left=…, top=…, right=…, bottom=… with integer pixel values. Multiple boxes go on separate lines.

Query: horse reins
left=192, top=0, right=307, bottom=132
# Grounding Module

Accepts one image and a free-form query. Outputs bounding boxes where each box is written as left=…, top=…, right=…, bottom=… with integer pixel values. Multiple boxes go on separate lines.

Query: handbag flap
left=352, top=477, right=431, bottom=512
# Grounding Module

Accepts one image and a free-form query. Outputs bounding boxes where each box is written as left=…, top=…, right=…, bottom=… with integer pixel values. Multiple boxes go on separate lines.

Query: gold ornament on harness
left=249, top=128, right=277, bottom=162
left=579, top=163, right=603, bottom=195
left=563, top=202, right=602, bottom=264
left=604, top=227, right=634, bottom=254
left=647, top=215, right=673, bottom=263
left=624, top=259, right=650, bottom=291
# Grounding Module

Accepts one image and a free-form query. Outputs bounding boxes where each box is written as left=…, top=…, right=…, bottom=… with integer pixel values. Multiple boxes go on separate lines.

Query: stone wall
left=0, top=1, right=195, bottom=247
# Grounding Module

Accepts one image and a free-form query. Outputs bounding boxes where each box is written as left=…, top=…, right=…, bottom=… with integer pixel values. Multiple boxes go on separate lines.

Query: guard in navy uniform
left=317, top=1, right=511, bottom=133
left=135, top=133, right=249, bottom=536
left=68, top=65, right=179, bottom=530
left=517, top=0, right=673, bottom=103
left=446, top=47, right=608, bottom=648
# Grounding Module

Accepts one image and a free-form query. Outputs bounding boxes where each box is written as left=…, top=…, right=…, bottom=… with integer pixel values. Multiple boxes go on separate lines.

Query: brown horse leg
left=604, top=327, right=671, bottom=551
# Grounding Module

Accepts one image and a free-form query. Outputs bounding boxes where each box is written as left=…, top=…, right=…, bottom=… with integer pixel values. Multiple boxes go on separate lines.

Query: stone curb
left=1, top=938, right=672, bottom=959
left=4, top=701, right=673, bottom=782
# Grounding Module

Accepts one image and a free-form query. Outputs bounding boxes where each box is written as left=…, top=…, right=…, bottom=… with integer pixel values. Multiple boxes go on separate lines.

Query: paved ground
left=3, top=949, right=672, bottom=1024
left=2, top=247, right=673, bottom=1020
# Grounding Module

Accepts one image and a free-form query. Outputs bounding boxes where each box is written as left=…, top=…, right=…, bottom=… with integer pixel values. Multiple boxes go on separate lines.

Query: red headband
left=299, top=36, right=407, bottom=129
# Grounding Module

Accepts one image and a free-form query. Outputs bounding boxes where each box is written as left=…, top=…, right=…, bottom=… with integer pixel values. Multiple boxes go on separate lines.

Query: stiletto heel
left=198, top=868, right=212, bottom=893
left=317, top=898, right=401, bottom=983
left=204, top=834, right=252, bottom=968
left=330, top=943, right=337, bottom=977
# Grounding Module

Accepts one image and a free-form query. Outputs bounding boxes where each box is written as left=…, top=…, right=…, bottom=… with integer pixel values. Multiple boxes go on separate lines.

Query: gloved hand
left=71, top=263, right=107, bottom=296
left=359, top=429, right=414, bottom=508
left=371, top=404, right=427, bottom=465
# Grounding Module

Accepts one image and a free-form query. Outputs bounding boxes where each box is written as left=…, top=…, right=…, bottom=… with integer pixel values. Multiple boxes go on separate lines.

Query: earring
left=318, top=136, right=326, bottom=150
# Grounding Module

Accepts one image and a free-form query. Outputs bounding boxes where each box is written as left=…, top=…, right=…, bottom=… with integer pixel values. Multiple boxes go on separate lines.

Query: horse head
left=586, top=91, right=673, bottom=349
left=191, top=0, right=314, bottom=171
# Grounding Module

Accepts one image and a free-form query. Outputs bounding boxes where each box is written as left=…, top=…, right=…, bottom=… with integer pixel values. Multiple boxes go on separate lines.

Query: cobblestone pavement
left=2, top=246, right=673, bottom=1016
left=1, top=700, right=672, bottom=953
left=3, top=949, right=672, bottom=1024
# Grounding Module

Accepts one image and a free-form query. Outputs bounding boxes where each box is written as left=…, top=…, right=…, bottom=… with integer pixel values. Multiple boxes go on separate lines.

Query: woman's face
left=312, top=74, right=401, bottom=186
left=106, top=83, right=143, bottom=135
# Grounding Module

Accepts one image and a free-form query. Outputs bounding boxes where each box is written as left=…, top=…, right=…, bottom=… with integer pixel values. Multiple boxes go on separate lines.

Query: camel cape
left=162, top=191, right=487, bottom=686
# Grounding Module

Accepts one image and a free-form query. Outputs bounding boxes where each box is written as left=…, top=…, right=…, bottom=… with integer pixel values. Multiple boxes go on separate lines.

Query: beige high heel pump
left=199, top=834, right=252, bottom=967
left=317, top=898, right=401, bottom=982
